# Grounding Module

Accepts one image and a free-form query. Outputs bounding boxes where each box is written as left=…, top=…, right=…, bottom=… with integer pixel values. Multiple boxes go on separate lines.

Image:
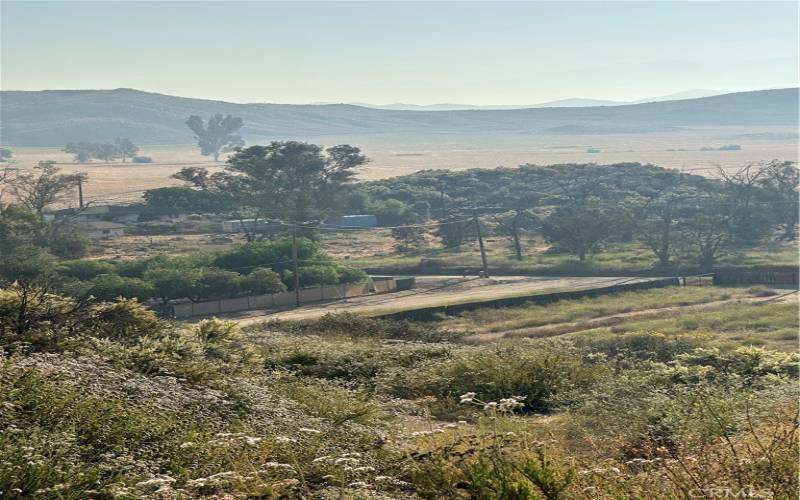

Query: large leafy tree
left=114, top=138, right=139, bottom=163
left=63, top=142, right=96, bottom=163
left=217, top=141, right=367, bottom=229
left=630, top=195, right=681, bottom=267
left=143, top=186, right=229, bottom=214
left=491, top=209, right=538, bottom=260
left=10, top=161, right=86, bottom=215
left=717, top=163, right=774, bottom=244
left=172, top=166, right=211, bottom=190
left=186, top=114, right=245, bottom=162
left=758, top=160, right=799, bottom=240
left=0, top=148, right=12, bottom=162
left=677, top=194, right=734, bottom=270
left=542, top=206, right=618, bottom=262
left=93, top=143, right=120, bottom=163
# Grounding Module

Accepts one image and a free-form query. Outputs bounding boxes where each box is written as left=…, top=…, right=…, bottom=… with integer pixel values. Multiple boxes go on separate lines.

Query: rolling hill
left=0, top=87, right=796, bottom=146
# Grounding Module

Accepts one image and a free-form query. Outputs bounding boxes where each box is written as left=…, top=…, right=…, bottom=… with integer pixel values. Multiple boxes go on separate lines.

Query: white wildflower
left=243, top=436, right=262, bottom=445
left=459, top=392, right=477, bottom=403
left=498, top=397, right=525, bottom=412
left=262, top=462, right=294, bottom=470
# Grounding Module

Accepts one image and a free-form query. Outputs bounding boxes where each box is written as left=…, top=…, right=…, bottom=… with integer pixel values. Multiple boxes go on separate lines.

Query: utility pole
left=77, top=177, right=84, bottom=209
left=292, top=226, right=301, bottom=307
left=473, top=210, right=489, bottom=278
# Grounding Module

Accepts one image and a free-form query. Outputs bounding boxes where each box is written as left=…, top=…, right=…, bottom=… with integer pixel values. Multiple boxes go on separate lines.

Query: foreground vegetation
left=1, top=284, right=796, bottom=498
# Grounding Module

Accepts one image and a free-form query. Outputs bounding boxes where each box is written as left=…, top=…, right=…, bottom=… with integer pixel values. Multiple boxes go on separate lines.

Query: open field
left=6, top=125, right=798, bottom=205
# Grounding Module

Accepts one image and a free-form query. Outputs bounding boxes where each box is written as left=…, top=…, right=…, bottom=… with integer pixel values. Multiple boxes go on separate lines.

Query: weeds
left=1, top=287, right=797, bottom=498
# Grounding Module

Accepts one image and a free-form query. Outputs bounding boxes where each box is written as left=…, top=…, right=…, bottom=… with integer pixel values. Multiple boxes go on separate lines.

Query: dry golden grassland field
left=7, top=125, right=798, bottom=205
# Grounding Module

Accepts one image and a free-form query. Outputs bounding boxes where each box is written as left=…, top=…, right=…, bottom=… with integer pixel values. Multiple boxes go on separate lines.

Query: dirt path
left=469, top=291, right=799, bottom=342
left=223, top=276, right=660, bottom=325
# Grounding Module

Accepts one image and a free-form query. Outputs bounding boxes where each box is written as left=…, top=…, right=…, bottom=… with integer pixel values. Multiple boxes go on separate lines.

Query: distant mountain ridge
left=0, top=87, right=796, bottom=146
left=330, top=89, right=728, bottom=110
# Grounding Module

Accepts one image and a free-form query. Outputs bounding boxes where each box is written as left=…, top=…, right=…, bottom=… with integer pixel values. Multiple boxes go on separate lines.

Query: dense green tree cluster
left=63, top=138, right=140, bottom=163
left=363, top=161, right=798, bottom=267
left=143, top=156, right=797, bottom=268
left=0, top=205, right=90, bottom=284
left=1, top=234, right=367, bottom=305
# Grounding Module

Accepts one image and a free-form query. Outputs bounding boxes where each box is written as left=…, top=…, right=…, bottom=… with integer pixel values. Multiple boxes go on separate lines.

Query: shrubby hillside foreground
left=0, top=281, right=797, bottom=498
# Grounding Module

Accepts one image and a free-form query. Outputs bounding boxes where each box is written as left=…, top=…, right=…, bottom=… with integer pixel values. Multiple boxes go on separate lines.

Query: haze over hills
left=0, top=87, right=796, bottom=146
left=340, top=89, right=730, bottom=110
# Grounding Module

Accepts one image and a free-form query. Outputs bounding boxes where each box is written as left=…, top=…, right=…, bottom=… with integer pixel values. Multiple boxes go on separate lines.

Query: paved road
left=221, top=275, right=661, bottom=325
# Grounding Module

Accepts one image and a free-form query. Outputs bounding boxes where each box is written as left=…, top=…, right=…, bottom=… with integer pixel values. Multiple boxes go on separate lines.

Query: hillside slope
left=0, top=87, right=797, bottom=146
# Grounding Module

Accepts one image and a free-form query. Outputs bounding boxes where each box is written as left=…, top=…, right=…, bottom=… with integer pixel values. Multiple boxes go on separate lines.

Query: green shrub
left=265, top=335, right=451, bottom=385
left=335, top=265, right=369, bottom=284
left=213, top=237, right=329, bottom=273
left=193, top=267, right=241, bottom=300
left=0, top=365, right=198, bottom=497
left=0, top=286, right=85, bottom=351
left=104, top=318, right=263, bottom=381
left=143, top=266, right=199, bottom=303
left=240, top=267, right=286, bottom=295
left=57, top=259, right=117, bottom=281
left=88, top=298, right=162, bottom=342
left=49, top=230, right=90, bottom=259
left=674, top=346, right=799, bottom=381
left=271, top=312, right=460, bottom=342
left=576, top=331, right=710, bottom=362
left=86, top=273, right=155, bottom=301
left=385, top=342, right=602, bottom=413
left=409, top=417, right=575, bottom=500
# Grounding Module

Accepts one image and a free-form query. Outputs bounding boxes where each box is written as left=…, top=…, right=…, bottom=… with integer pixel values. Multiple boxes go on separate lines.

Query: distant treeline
left=143, top=159, right=798, bottom=269
left=63, top=138, right=148, bottom=163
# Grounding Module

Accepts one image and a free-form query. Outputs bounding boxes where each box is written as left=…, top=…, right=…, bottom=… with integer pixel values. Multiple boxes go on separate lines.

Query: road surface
left=221, top=275, right=662, bottom=325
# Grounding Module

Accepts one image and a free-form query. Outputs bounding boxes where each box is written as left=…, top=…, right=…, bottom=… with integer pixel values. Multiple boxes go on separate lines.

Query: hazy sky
left=1, top=1, right=797, bottom=104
